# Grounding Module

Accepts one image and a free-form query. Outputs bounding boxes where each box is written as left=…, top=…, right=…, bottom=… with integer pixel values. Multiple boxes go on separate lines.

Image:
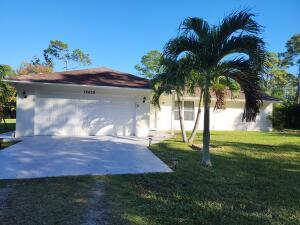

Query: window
left=184, top=101, right=194, bottom=121
left=174, top=101, right=194, bottom=121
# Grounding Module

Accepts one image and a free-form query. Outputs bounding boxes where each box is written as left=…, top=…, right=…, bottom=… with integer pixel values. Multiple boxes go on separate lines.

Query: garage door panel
left=34, top=96, right=135, bottom=136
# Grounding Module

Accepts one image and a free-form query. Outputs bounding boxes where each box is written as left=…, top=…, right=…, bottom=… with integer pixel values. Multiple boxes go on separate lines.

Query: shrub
left=271, top=103, right=300, bottom=130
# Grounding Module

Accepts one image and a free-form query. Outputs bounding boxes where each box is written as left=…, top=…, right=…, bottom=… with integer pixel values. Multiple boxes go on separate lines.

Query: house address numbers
left=84, top=90, right=95, bottom=94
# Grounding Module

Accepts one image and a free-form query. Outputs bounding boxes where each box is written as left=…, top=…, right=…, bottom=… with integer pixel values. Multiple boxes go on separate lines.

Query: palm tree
left=151, top=57, right=193, bottom=142
left=187, top=75, right=240, bottom=143
left=164, top=10, right=267, bottom=166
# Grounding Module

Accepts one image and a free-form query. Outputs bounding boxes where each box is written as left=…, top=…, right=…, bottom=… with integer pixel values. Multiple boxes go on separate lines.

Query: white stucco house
left=5, top=67, right=279, bottom=138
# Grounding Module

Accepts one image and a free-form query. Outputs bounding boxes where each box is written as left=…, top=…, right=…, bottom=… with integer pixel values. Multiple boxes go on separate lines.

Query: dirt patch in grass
left=83, top=180, right=109, bottom=225
left=0, top=176, right=110, bottom=225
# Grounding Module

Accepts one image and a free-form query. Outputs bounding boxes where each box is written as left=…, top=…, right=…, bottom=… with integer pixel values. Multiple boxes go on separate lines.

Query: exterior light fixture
left=22, top=91, right=27, bottom=99
left=148, top=137, right=153, bottom=146
left=172, top=158, right=178, bottom=170
left=143, top=96, right=146, bottom=103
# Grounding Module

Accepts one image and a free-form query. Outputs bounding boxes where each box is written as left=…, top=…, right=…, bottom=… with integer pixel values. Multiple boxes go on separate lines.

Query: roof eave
left=3, top=80, right=151, bottom=92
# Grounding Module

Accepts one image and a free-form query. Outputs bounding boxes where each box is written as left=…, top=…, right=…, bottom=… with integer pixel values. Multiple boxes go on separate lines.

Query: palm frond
left=217, top=59, right=263, bottom=121
left=151, top=56, right=194, bottom=108
left=218, top=9, right=262, bottom=42
left=179, top=17, right=210, bottom=42
left=164, top=36, right=200, bottom=60
left=151, top=73, right=174, bottom=108
left=220, top=35, right=266, bottom=66
left=211, top=81, right=226, bottom=110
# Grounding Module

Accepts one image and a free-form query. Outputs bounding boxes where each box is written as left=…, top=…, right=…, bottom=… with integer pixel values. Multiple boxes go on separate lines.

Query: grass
left=0, top=140, right=19, bottom=150
left=104, top=131, right=300, bottom=225
left=0, top=119, right=16, bottom=134
left=0, top=176, right=98, bottom=225
left=0, top=131, right=299, bottom=225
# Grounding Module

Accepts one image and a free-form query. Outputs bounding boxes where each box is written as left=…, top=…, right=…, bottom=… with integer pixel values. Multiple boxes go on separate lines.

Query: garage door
left=34, top=95, right=135, bottom=136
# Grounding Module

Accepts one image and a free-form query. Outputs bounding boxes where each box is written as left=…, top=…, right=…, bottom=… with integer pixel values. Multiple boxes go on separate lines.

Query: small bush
left=271, top=103, right=300, bottom=130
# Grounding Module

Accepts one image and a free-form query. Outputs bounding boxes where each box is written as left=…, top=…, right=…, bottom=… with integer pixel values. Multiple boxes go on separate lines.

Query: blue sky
left=0, top=0, right=299, bottom=74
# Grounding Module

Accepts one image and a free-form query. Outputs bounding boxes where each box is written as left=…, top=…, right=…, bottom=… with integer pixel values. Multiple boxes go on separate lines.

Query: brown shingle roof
left=7, top=67, right=151, bottom=89
left=6, top=68, right=279, bottom=101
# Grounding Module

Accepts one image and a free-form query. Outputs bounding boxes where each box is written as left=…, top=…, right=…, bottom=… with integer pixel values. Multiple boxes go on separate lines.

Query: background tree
left=17, top=61, right=53, bottom=75
left=262, top=52, right=297, bottom=103
left=135, top=50, right=163, bottom=79
left=0, top=83, right=7, bottom=126
left=280, top=34, right=300, bottom=103
left=0, top=65, right=16, bottom=125
left=165, top=10, right=267, bottom=166
left=43, top=40, right=92, bottom=71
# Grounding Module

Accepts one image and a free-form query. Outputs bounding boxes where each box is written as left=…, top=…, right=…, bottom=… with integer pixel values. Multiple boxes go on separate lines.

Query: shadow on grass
left=268, top=131, right=300, bottom=138
left=216, top=141, right=300, bottom=153
left=105, top=138, right=300, bottom=225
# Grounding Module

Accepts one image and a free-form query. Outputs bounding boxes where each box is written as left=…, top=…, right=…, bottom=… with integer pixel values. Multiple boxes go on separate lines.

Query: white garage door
left=34, top=95, right=135, bottom=136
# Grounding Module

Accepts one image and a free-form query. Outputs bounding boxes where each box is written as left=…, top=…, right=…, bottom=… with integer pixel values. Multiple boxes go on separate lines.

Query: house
left=4, top=68, right=279, bottom=137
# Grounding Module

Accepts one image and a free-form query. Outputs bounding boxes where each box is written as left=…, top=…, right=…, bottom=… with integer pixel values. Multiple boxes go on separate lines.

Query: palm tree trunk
left=177, top=92, right=188, bottom=142
left=188, top=89, right=203, bottom=143
left=201, top=81, right=212, bottom=166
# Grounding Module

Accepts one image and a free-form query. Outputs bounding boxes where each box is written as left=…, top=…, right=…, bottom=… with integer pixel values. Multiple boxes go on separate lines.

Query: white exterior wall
left=15, top=83, right=150, bottom=137
left=16, top=88, right=35, bottom=136
left=150, top=94, right=273, bottom=132
left=14, top=82, right=274, bottom=137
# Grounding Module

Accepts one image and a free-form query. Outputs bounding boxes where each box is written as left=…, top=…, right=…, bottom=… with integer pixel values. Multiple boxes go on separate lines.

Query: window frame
left=174, top=100, right=194, bottom=121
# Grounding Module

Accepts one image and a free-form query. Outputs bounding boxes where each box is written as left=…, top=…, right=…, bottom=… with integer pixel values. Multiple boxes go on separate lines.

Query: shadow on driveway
left=0, top=136, right=172, bottom=180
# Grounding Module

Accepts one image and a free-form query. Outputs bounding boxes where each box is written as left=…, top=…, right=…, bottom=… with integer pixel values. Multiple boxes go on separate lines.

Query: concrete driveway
left=0, top=136, right=172, bottom=180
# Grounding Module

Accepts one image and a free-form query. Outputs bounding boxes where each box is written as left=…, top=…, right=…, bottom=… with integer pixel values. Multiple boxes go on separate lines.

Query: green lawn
left=0, top=140, right=19, bottom=150
left=105, top=131, right=300, bottom=225
left=0, top=119, right=16, bottom=134
left=0, top=176, right=98, bottom=225
left=0, top=131, right=299, bottom=225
